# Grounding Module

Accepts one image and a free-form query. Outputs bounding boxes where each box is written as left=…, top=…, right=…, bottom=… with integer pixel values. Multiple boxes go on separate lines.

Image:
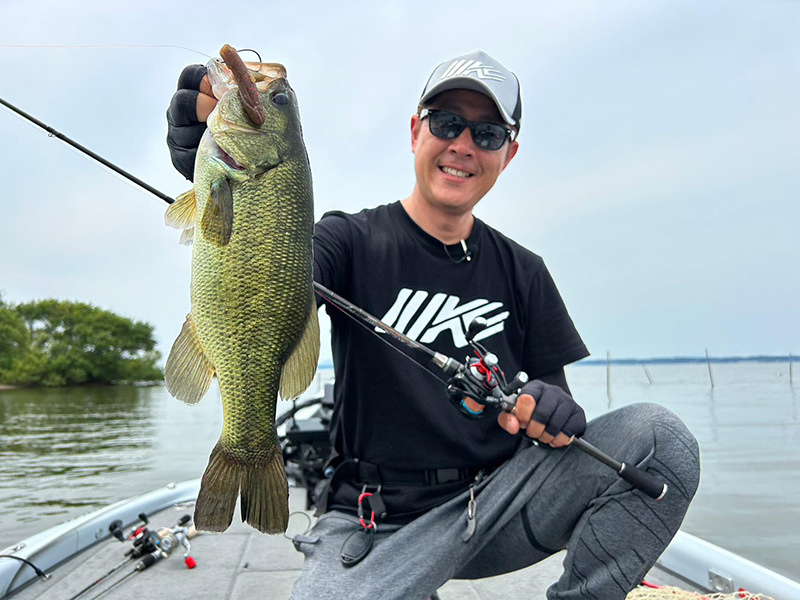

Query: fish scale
left=164, top=54, right=319, bottom=535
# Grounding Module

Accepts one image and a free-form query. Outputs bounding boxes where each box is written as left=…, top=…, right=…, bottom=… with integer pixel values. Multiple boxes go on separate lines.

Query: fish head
left=207, top=76, right=304, bottom=176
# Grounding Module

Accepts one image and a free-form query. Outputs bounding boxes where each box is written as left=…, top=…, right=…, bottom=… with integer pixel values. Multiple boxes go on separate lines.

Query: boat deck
left=7, top=487, right=693, bottom=600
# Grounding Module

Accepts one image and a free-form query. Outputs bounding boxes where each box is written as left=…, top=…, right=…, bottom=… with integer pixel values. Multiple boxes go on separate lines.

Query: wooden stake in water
left=606, top=350, right=612, bottom=406
left=790, top=353, right=794, bottom=388
left=642, top=363, right=654, bottom=384
left=705, top=348, right=715, bottom=388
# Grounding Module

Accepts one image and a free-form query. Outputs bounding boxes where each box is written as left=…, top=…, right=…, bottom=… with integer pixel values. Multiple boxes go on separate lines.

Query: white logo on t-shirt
left=379, top=288, right=509, bottom=348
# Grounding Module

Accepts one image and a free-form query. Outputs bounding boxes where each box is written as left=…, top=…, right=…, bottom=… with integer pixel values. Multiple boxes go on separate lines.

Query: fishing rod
left=313, top=284, right=667, bottom=500
left=68, top=554, right=133, bottom=600
left=78, top=514, right=196, bottom=600
left=67, top=514, right=155, bottom=600
left=0, top=98, right=667, bottom=501
left=313, top=283, right=462, bottom=378
left=87, top=550, right=164, bottom=600
left=67, top=513, right=193, bottom=600
left=0, top=96, right=174, bottom=204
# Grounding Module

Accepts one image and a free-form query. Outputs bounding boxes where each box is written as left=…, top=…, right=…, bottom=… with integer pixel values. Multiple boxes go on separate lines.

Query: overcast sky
left=0, top=0, right=797, bottom=363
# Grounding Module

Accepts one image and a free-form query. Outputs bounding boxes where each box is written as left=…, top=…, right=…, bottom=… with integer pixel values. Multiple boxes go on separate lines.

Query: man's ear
left=410, top=114, right=422, bottom=153
left=501, top=140, right=519, bottom=172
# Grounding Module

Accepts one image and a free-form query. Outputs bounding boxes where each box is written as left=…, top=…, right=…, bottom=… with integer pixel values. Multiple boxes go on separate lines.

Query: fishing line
left=0, top=44, right=214, bottom=60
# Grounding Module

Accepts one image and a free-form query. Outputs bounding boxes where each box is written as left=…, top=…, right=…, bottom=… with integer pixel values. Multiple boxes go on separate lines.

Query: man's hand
left=166, top=64, right=218, bottom=180
left=497, top=380, right=586, bottom=447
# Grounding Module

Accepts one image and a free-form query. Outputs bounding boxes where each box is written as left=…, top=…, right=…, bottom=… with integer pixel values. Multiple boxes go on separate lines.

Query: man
left=167, top=50, right=700, bottom=600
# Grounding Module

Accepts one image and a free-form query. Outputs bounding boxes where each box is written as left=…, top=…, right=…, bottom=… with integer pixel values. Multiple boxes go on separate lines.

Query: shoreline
left=0, top=381, right=162, bottom=391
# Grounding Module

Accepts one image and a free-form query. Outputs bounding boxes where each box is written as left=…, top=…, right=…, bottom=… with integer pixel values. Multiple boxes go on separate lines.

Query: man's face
left=410, top=89, right=519, bottom=216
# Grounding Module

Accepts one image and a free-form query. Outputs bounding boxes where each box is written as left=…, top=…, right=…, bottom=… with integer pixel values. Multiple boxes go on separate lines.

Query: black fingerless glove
left=166, top=64, right=208, bottom=181
left=521, top=380, right=586, bottom=438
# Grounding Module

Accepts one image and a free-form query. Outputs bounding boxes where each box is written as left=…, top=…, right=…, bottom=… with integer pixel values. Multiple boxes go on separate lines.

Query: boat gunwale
left=0, top=479, right=201, bottom=598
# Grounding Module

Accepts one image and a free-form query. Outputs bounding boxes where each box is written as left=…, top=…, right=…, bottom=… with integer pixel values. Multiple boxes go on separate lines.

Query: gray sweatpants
left=291, top=403, right=700, bottom=600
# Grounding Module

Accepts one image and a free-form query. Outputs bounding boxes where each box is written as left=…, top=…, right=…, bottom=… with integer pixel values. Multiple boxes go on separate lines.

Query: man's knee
left=624, top=403, right=699, bottom=498
left=590, top=403, right=700, bottom=497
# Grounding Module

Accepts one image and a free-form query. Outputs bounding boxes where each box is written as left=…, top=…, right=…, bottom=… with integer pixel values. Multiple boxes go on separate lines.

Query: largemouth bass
left=164, top=46, right=319, bottom=534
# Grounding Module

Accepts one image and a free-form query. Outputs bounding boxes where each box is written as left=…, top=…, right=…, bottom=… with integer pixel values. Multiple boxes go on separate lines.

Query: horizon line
left=577, top=354, right=795, bottom=365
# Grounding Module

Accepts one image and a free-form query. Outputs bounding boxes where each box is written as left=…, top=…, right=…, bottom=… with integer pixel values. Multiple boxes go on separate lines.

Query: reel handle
left=466, top=317, right=488, bottom=342
left=502, top=371, right=529, bottom=395
left=109, top=520, right=125, bottom=542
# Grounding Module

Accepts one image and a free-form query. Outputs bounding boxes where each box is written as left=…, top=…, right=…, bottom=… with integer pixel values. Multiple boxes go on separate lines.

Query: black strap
left=354, top=460, right=479, bottom=486
left=316, top=458, right=485, bottom=518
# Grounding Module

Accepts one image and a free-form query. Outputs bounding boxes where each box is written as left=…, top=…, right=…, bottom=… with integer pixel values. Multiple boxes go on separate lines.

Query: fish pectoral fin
left=165, top=189, right=198, bottom=231
left=200, top=178, right=234, bottom=246
left=164, top=313, right=215, bottom=404
left=279, top=298, right=321, bottom=400
left=179, top=227, right=195, bottom=246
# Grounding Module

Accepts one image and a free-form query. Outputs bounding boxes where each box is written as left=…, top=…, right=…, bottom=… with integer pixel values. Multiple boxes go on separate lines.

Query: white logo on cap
left=440, top=59, right=505, bottom=82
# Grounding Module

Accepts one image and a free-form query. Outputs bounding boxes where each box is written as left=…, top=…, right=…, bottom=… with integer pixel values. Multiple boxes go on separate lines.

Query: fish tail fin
left=194, top=441, right=241, bottom=533
left=279, top=296, right=320, bottom=400
left=240, top=443, right=289, bottom=534
left=193, top=441, right=289, bottom=535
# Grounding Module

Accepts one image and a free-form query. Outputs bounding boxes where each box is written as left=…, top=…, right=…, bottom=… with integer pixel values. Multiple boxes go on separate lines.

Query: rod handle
left=618, top=462, right=668, bottom=500
left=571, top=437, right=667, bottom=501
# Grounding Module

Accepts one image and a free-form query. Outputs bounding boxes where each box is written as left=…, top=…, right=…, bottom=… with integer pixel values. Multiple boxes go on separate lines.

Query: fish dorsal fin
left=201, top=179, right=234, bottom=246
left=165, top=189, right=198, bottom=230
left=279, top=297, right=321, bottom=400
left=165, top=313, right=215, bottom=405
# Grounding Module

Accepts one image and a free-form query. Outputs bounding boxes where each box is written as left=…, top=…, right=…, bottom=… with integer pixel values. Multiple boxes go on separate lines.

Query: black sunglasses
left=419, top=109, right=514, bottom=151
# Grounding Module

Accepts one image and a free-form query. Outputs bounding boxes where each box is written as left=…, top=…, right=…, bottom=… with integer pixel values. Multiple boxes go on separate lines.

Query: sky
left=0, top=0, right=797, bottom=363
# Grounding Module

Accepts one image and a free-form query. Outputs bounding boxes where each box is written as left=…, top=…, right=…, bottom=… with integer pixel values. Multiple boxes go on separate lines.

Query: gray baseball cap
left=418, top=50, right=522, bottom=130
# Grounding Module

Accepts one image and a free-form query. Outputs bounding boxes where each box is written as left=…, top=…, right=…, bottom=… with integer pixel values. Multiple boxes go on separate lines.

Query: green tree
left=0, top=298, right=163, bottom=386
left=0, top=295, right=30, bottom=373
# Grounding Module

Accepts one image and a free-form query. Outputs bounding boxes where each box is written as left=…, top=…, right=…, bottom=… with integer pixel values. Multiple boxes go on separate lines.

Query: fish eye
left=271, top=92, right=289, bottom=106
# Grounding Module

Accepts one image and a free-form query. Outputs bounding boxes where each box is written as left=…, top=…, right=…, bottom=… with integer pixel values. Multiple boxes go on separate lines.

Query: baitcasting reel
left=446, top=318, right=529, bottom=418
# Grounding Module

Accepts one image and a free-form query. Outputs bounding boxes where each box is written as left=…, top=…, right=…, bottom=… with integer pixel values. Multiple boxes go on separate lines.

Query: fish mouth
left=205, top=134, right=247, bottom=171
left=209, top=136, right=280, bottom=177
left=216, top=145, right=246, bottom=171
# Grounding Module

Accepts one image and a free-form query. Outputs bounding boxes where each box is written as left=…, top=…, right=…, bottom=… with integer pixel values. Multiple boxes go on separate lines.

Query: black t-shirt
left=313, top=201, right=589, bottom=519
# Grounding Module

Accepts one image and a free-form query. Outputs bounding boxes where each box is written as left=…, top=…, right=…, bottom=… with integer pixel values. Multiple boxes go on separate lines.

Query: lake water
left=0, top=360, right=798, bottom=581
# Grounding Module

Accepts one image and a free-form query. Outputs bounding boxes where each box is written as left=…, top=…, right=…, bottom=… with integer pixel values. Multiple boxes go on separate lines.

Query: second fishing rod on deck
left=0, top=95, right=667, bottom=501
